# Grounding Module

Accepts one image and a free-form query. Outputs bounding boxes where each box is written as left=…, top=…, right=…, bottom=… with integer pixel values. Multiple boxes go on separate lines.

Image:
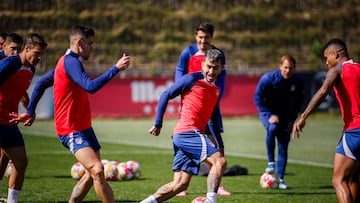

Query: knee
left=88, top=162, right=104, bottom=181
left=332, top=175, right=345, bottom=189
left=268, top=123, right=278, bottom=133
left=216, top=157, right=227, bottom=170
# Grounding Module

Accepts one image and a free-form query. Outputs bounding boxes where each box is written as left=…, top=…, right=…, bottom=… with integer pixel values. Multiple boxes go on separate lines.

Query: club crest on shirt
left=75, top=137, right=83, bottom=145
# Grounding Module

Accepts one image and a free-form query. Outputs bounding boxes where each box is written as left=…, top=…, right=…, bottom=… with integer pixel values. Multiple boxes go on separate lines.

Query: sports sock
left=7, top=188, right=20, bottom=203
left=206, top=192, right=217, bottom=203
left=140, top=195, right=157, bottom=203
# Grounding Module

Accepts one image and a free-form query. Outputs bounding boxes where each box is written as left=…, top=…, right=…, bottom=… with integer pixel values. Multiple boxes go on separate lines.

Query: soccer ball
left=71, top=162, right=85, bottom=180
left=117, top=162, right=133, bottom=180
left=191, top=196, right=209, bottom=203
left=126, top=160, right=141, bottom=179
left=259, top=172, right=279, bottom=189
left=101, top=159, right=110, bottom=165
left=104, top=162, right=119, bottom=181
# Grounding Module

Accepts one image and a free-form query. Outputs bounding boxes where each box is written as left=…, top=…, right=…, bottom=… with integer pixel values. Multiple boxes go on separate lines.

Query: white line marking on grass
left=24, top=130, right=333, bottom=168
left=226, top=152, right=333, bottom=168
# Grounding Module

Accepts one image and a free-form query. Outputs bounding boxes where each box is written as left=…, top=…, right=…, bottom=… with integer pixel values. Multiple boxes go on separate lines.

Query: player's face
left=24, top=44, right=46, bottom=66
left=3, top=42, right=22, bottom=57
left=202, top=59, right=222, bottom=83
left=195, top=30, right=212, bottom=52
left=79, top=37, right=94, bottom=60
left=323, top=49, right=338, bottom=69
left=279, top=59, right=295, bottom=79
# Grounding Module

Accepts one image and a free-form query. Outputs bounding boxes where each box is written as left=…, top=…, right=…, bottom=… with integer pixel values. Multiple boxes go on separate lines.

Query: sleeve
left=254, top=74, right=271, bottom=113
left=0, top=56, right=22, bottom=85
left=26, top=69, right=55, bottom=116
left=174, top=48, right=190, bottom=81
left=154, top=74, right=196, bottom=128
left=64, top=57, right=120, bottom=94
left=216, top=67, right=226, bottom=100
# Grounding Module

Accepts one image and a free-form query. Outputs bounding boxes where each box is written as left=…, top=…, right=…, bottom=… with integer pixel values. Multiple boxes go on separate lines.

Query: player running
left=141, top=49, right=227, bottom=203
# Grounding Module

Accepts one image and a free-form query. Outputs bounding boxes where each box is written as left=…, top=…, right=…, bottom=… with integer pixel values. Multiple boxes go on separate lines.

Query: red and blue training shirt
left=0, top=55, right=35, bottom=124
left=54, top=51, right=120, bottom=135
left=333, top=60, right=360, bottom=130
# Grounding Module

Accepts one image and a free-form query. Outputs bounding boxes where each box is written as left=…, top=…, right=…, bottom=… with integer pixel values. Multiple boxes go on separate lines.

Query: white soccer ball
left=117, top=162, right=133, bottom=180
left=260, top=172, right=279, bottom=189
left=126, top=160, right=141, bottom=179
left=104, top=162, right=119, bottom=181
left=101, top=159, right=110, bottom=165
left=71, top=162, right=85, bottom=180
left=191, top=196, right=209, bottom=203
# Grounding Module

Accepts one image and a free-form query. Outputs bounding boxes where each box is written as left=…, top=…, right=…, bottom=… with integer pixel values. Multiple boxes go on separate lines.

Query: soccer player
left=0, top=33, right=23, bottom=60
left=53, top=25, right=129, bottom=203
left=0, top=33, right=47, bottom=203
left=0, top=32, right=24, bottom=196
left=293, top=38, right=360, bottom=203
left=254, top=55, right=304, bottom=189
left=141, top=49, right=227, bottom=203
left=174, top=21, right=230, bottom=196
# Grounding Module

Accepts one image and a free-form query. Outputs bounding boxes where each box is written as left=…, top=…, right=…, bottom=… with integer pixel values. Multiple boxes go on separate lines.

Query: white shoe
left=279, top=181, right=291, bottom=189
left=265, top=163, right=275, bottom=173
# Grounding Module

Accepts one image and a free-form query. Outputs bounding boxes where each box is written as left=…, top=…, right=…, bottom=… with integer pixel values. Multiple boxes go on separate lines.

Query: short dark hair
left=195, top=22, right=214, bottom=37
left=205, top=48, right=223, bottom=63
left=25, top=33, right=47, bottom=49
left=70, top=25, right=95, bottom=42
left=6, top=33, right=23, bottom=45
left=322, top=38, right=349, bottom=58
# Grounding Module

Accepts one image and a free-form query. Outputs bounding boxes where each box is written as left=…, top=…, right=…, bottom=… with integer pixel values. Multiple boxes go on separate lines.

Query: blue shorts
left=336, top=128, right=360, bottom=161
left=58, top=127, right=101, bottom=154
left=0, top=124, right=25, bottom=147
left=172, top=130, right=219, bottom=175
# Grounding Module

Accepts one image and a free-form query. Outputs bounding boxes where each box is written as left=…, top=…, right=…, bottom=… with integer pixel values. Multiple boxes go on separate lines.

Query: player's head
left=70, top=25, right=95, bottom=60
left=3, top=33, right=23, bottom=57
left=0, top=32, right=7, bottom=50
left=279, top=55, right=296, bottom=79
left=322, top=38, right=349, bottom=69
left=202, top=49, right=223, bottom=83
left=195, top=22, right=214, bottom=52
left=22, top=33, right=47, bottom=66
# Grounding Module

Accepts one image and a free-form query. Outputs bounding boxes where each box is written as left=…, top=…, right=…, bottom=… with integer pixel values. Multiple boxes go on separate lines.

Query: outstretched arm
left=292, top=67, right=341, bottom=138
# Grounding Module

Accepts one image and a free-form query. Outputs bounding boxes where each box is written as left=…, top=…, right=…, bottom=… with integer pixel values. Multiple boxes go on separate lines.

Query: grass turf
left=0, top=115, right=342, bottom=202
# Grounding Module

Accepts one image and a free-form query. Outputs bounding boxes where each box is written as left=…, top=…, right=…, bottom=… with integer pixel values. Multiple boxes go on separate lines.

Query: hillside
left=0, top=0, right=359, bottom=76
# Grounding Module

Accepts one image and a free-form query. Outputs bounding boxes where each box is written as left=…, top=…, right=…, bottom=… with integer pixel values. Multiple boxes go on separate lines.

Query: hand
left=115, top=53, right=130, bottom=71
left=148, top=126, right=161, bottom=136
left=268, top=115, right=279, bottom=124
left=292, top=118, right=306, bottom=139
left=9, top=112, right=34, bottom=126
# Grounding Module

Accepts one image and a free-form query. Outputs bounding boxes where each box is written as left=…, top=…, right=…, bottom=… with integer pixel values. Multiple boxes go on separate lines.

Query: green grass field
left=0, top=114, right=344, bottom=202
